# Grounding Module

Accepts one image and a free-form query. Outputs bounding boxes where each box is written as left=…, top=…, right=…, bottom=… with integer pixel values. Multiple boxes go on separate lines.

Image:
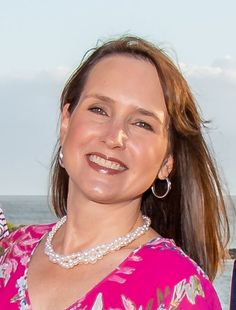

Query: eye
left=134, top=121, right=153, bottom=131
left=88, top=106, right=108, bottom=116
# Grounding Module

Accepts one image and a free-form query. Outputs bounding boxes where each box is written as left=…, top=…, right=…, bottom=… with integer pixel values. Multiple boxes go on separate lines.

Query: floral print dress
left=0, top=223, right=221, bottom=309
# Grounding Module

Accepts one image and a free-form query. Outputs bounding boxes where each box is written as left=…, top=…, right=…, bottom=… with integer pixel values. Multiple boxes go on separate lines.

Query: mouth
left=87, top=152, right=128, bottom=173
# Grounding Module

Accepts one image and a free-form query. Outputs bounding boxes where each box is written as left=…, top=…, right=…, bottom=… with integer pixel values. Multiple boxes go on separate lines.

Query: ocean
left=0, top=195, right=235, bottom=247
left=0, top=195, right=57, bottom=225
left=0, top=195, right=235, bottom=309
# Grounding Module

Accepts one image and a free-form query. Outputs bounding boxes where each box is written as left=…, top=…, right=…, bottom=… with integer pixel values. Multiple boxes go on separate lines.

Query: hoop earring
left=151, top=178, right=171, bottom=199
left=59, top=147, right=64, bottom=168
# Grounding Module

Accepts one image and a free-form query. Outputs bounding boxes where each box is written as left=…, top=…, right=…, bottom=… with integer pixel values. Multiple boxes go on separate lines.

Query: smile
left=88, top=154, right=127, bottom=171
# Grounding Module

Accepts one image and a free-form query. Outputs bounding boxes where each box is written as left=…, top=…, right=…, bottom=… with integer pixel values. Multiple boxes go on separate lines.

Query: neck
left=53, top=184, right=144, bottom=254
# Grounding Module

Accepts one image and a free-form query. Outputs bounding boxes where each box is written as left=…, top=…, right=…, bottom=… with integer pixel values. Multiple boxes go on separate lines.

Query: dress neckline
left=24, top=223, right=168, bottom=309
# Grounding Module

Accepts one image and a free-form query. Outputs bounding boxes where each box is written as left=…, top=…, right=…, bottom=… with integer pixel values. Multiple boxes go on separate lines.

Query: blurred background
left=0, top=0, right=235, bottom=196
left=0, top=1, right=235, bottom=308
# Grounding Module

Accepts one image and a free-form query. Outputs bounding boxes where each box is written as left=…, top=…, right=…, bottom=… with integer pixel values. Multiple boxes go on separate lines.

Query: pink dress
left=0, top=223, right=222, bottom=309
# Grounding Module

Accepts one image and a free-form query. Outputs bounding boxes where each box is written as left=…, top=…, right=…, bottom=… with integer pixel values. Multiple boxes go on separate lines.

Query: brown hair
left=49, top=35, right=230, bottom=280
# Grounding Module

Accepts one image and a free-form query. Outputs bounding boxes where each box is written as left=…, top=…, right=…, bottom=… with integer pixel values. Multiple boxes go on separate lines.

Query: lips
left=86, top=152, right=128, bottom=174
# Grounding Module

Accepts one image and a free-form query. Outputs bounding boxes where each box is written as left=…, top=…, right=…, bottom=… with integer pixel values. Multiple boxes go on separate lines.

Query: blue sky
left=0, top=0, right=235, bottom=195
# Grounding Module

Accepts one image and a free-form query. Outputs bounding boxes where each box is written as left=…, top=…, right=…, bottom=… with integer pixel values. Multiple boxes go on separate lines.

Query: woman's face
left=60, top=55, right=172, bottom=204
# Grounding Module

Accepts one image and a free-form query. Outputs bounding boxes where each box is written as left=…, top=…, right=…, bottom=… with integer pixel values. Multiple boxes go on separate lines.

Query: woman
left=0, top=36, right=229, bottom=309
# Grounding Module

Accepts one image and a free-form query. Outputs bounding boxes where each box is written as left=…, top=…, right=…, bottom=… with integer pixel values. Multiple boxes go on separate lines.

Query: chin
left=86, top=190, right=119, bottom=204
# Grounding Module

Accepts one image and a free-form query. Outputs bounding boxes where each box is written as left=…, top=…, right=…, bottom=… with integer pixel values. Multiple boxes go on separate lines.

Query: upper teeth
left=89, top=155, right=126, bottom=171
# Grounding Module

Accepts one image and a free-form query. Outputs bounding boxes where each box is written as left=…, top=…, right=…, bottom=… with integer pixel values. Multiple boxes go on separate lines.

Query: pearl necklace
left=44, top=215, right=151, bottom=269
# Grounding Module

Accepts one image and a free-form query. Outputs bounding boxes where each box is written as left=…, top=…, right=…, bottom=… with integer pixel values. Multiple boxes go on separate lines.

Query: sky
left=0, top=0, right=235, bottom=195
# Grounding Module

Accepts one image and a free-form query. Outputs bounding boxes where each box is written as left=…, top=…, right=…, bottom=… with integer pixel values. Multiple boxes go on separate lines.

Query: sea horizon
left=0, top=194, right=235, bottom=247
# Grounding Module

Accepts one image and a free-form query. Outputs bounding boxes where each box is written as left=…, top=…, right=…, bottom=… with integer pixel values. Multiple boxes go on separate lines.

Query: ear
left=60, top=103, right=71, bottom=145
left=158, top=154, right=174, bottom=180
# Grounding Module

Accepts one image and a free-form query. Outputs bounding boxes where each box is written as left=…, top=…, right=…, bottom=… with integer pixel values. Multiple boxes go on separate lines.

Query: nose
left=102, top=122, right=128, bottom=149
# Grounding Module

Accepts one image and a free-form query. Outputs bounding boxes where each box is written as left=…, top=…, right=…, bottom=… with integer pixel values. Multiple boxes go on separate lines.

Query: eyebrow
left=84, top=94, right=116, bottom=104
left=135, top=107, right=163, bottom=125
left=83, top=93, right=164, bottom=125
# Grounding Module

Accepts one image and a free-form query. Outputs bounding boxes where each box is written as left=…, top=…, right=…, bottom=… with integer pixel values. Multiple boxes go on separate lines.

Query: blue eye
left=88, top=106, right=107, bottom=116
left=135, top=121, right=153, bottom=131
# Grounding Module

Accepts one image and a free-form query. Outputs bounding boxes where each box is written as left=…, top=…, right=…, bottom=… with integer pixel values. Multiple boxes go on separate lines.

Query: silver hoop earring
left=151, top=178, right=171, bottom=199
left=59, top=147, right=64, bottom=168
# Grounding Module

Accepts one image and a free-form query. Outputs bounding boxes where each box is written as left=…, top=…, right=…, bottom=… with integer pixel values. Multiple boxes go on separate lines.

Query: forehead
left=80, top=55, right=167, bottom=116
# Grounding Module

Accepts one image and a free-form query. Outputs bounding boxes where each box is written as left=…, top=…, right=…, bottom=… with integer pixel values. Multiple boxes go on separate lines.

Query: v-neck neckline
left=23, top=224, right=163, bottom=309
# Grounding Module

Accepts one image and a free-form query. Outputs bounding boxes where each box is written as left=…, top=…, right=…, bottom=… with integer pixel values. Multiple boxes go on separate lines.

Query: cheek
left=61, top=121, right=88, bottom=169
left=125, top=140, right=167, bottom=196
left=133, top=137, right=167, bottom=169
left=64, top=119, right=96, bottom=147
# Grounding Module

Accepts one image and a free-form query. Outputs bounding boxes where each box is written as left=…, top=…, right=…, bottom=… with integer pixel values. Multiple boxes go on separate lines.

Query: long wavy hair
left=49, top=35, right=230, bottom=281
